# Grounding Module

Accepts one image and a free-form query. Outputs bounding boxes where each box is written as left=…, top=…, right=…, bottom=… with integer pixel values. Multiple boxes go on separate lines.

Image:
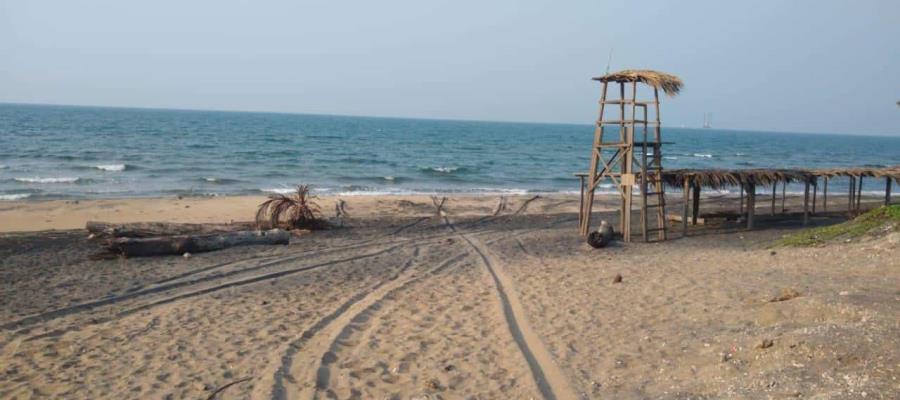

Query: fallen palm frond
left=256, top=185, right=326, bottom=230
left=593, top=69, right=683, bottom=96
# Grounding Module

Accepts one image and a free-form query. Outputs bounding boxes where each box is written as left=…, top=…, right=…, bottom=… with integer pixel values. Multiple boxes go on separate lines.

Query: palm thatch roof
left=659, top=169, right=812, bottom=190
left=656, top=166, right=900, bottom=189
left=593, top=69, right=683, bottom=96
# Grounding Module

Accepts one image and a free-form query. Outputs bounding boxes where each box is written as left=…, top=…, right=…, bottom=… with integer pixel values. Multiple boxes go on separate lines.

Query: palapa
left=593, top=69, right=683, bottom=96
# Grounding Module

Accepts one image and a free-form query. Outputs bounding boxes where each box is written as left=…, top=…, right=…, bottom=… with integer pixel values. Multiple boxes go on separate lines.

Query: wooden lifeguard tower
left=578, top=70, right=682, bottom=242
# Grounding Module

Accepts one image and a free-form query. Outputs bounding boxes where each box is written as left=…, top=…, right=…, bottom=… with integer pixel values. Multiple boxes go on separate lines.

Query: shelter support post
left=746, top=183, right=755, bottom=229
left=781, top=182, right=786, bottom=213
left=682, top=179, right=689, bottom=236
left=849, top=177, right=855, bottom=213
left=812, top=177, right=817, bottom=214
left=771, top=184, right=776, bottom=215
left=823, top=177, right=828, bottom=212
left=857, top=176, right=864, bottom=211
left=886, top=177, right=893, bottom=205
left=691, top=183, right=700, bottom=225
left=803, top=181, right=810, bottom=226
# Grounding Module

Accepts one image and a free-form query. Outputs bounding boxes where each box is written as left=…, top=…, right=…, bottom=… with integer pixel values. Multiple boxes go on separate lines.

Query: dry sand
left=0, top=194, right=897, bottom=399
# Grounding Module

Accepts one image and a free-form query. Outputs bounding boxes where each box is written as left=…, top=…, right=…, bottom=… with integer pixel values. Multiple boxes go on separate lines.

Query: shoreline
left=2, top=191, right=886, bottom=234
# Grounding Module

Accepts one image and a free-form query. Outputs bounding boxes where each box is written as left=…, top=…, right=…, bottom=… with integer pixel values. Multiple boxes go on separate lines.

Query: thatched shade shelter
left=576, top=165, right=898, bottom=237
left=593, top=70, right=683, bottom=97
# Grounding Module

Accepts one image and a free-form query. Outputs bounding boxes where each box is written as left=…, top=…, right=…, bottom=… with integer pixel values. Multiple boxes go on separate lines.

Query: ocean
left=1, top=103, right=898, bottom=201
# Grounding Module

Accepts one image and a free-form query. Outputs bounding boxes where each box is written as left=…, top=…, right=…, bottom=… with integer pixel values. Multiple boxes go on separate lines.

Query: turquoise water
left=1, top=103, right=898, bottom=200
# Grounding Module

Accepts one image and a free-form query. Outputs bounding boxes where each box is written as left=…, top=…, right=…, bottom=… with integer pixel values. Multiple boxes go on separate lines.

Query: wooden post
left=577, top=175, right=585, bottom=227
left=856, top=176, right=863, bottom=211
left=682, top=179, right=689, bottom=236
left=887, top=177, right=893, bottom=205
left=739, top=184, right=744, bottom=215
left=692, top=183, right=701, bottom=225
left=746, top=183, right=756, bottom=229
left=848, top=177, right=855, bottom=213
left=579, top=81, right=609, bottom=236
left=803, top=180, right=810, bottom=226
left=781, top=181, right=786, bottom=213
left=771, top=184, right=776, bottom=215
left=811, top=177, right=817, bottom=214
left=823, top=177, right=828, bottom=212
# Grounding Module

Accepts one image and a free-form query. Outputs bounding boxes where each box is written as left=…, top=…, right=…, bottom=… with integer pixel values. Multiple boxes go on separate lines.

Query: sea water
left=1, top=103, right=898, bottom=200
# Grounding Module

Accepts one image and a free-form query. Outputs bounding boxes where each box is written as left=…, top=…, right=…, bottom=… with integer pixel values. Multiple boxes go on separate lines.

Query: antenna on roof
left=604, top=48, right=613, bottom=75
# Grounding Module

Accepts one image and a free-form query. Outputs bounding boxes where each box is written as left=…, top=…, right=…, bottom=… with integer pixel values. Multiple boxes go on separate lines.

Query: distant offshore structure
left=702, top=112, right=712, bottom=129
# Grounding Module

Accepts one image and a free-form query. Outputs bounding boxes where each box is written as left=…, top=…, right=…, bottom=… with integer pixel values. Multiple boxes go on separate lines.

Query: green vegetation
left=777, top=204, right=900, bottom=247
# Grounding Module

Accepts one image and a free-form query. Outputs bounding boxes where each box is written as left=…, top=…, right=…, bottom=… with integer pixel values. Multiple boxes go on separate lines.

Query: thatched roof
left=658, top=166, right=900, bottom=189
left=659, top=169, right=812, bottom=190
left=593, top=69, right=683, bottom=96
left=578, top=166, right=900, bottom=190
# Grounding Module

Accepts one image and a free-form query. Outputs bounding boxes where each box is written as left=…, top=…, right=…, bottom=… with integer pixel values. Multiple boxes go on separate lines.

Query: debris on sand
left=588, top=220, right=614, bottom=248
left=612, top=273, right=623, bottom=284
left=757, top=338, right=774, bottom=349
left=770, top=288, right=801, bottom=302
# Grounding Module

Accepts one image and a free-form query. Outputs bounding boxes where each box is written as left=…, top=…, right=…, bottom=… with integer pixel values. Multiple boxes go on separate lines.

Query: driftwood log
left=86, top=221, right=255, bottom=238
left=105, top=229, right=290, bottom=257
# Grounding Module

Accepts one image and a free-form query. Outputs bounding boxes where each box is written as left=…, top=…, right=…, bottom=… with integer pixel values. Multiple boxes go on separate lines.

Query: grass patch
left=777, top=204, right=900, bottom=247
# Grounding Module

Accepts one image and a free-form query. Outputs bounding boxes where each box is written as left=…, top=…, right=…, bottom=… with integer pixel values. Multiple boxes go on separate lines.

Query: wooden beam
left=823, top=177, right=828, bottom=212
left=848, top=177, right=855, bottom=213
left=739, top=184, right=744, bottom=215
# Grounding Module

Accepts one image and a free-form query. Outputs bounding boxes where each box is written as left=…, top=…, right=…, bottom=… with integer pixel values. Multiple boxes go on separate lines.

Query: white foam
left=15, top=177, right=79, bottom=184
left=204, top=177, right=218, bottom=182
left=692, top=153, right=713, bottom=158
left=261, top=187, right=295, bottom=194
left=0, top=193, right=30, bottom=201
left=383, top=176, right=395, bottom=181
left=428, top=166, right=458, bottom=173
left=96, top=164, right=126, bottom=172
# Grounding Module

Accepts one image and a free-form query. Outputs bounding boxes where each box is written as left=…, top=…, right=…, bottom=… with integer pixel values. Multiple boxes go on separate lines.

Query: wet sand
left=1, top=195, right=897, bottom=399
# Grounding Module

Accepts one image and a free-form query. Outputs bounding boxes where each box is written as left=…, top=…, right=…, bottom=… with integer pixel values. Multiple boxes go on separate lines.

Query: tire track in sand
left=15, top=244, right=406, bottom=343
left=266, top=249, right=469, bottom=400
left=448, top=216, right=578, bottom=400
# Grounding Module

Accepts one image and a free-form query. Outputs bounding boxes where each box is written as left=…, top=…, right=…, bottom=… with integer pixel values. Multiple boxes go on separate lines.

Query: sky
left=1, top=0, right=898, bottom=135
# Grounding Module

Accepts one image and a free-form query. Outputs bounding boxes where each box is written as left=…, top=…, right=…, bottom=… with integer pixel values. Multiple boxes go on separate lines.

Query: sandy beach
left=0, top=194, right=897, bottom=399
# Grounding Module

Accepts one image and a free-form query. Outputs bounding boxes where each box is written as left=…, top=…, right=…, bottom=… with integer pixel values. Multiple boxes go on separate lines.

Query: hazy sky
left=2, top=1, right=898, bottom=135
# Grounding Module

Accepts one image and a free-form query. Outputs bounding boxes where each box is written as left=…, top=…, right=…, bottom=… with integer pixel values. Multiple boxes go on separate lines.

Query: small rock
left=426, top=378, right=444, bottom=391
left=757, top=338, right=774, bottom=349
left=612, top=274, right=623, bottom=284
left=839, top=291, right=849, bottom=296
left=770, top=251, right=777, bottom=256
left=769, top=288, right=800, bottom=302
left=185, top=205, right=190, bottom=208
left=444, top=364, right=455, bottom=372
left=261, top=300, right=269, bottom=306
left=183, top=252, right=191, bottom=259
left=87, top=233, right=96, bottom=240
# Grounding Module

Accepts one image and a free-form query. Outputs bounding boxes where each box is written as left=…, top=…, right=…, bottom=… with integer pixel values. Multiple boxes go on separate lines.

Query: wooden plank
left=848, top=177, right=855, bottom=213
left=781, top=181, right=787, bottom=213
left=823, top=177, right=829, bottom=212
